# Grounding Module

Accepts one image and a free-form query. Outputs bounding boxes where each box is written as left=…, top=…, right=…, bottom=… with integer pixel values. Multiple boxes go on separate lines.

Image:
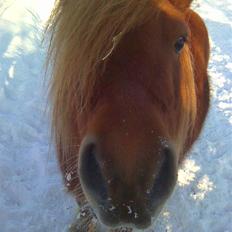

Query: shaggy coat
left=46, top=0, right=209, bottom=231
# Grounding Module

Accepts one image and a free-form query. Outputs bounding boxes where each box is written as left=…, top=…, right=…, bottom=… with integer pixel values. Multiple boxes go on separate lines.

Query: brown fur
left=46, top=0, right=163, bottom=194
left=46, top=0, right=209, bottom=231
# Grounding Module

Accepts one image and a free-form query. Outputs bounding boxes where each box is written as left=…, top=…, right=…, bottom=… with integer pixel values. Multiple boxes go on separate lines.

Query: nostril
left=79, top=142, right=108, bottom=202
left=149, top=147, right=177, bottom=203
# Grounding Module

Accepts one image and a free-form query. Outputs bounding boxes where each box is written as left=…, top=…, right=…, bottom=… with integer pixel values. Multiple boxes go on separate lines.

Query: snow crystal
left=178, top=159, right=200, bottom=186
left=191, top=175, right=215, bottom=201
left=127, top=206, right=132, bottom=215
left=158, top=136, right=169, bottom=148
left=66, top=173, right=72, bottom=182
left=8, top=62, right=15, bottom=79
left=109, top=205, right=116, bottom=212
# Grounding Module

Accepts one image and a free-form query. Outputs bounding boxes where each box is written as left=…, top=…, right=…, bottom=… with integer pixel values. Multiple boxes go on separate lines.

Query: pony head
left=47, top=0, right=207, bottom=230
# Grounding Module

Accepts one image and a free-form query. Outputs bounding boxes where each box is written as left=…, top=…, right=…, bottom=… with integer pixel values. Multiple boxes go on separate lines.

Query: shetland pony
left=46, top=0, right=210, bottom=231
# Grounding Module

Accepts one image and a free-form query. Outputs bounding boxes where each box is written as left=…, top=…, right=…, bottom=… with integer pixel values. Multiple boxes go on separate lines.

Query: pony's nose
left=79, top=141, right=108, bottom=203
left=79, top=138, right=177, bottom=229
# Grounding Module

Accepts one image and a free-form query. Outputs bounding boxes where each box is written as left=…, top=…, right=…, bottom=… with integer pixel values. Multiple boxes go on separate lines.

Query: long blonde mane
left=46, top=0, right=163, bottom=160
left=47, top=0, right=163, bottom=108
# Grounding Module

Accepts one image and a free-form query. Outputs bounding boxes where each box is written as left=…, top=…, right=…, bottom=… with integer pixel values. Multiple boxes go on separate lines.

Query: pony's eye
left=174, top=36, right=186, bottom=54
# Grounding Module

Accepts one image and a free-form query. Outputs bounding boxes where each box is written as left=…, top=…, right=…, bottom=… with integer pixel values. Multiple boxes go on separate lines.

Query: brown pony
left=46, top=0, right=210, bottom=231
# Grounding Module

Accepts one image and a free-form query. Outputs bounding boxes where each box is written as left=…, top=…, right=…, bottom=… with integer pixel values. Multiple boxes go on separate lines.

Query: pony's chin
left=95, top=209, right=156, bottom=231
left=99, top=221, right=153, bottom=231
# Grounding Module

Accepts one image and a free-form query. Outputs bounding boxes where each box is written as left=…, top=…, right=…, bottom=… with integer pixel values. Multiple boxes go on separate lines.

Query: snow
left=0, top=0, right=231, bottom=231
left=0, top=0, right=76, bottom=231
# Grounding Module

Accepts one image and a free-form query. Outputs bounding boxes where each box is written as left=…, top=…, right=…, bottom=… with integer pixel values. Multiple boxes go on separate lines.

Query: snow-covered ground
left=0, top=0, right=231, bottom=231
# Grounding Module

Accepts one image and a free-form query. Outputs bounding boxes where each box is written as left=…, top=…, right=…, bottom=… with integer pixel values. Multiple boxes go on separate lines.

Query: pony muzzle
left=78, top=136, right=178, bottom=229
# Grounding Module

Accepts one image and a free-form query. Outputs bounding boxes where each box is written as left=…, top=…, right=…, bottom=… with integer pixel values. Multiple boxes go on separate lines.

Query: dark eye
left=174, top=36, right=187, bottom=54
